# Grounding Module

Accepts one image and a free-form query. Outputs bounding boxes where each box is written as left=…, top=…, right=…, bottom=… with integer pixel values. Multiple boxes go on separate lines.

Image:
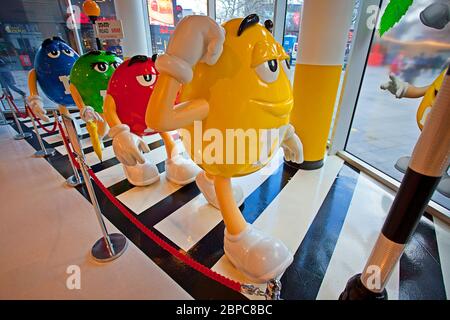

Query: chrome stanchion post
left=27, top=103, right=55, bottom=157
left=0, top=96, right=13, bottom=126
left=54, top=110, right=84, bottom=187
left=61, top=114, right=127, bottom=262
left=4, top=93, right=31, bottom=140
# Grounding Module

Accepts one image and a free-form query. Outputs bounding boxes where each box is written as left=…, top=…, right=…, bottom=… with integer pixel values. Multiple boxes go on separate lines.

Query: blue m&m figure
left=28, top=37, right=79, bottom=122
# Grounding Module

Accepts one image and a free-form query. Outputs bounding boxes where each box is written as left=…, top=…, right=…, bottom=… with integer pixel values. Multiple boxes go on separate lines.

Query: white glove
left=80, top=106, right=103, bottom=123
left=156, top=15, right=225, bottom=84
left=380, top=73, right=409, bottom=98
left=282, top=124, right=303, bottom=164
left=27, top=95, right=49, bottom=122
left=109, top=124, right=150, bottom=166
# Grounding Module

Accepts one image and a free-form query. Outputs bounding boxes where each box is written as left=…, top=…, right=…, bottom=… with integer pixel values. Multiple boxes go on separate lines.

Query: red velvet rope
left=87, top=168, right=242, bottom=292
left=56, top=124, right=241, bottom=292
left=26, top=104, right=58, bottom=134
left=6, top=95, right=28, bottom=119
left=57, top=120, right=80, bottom=169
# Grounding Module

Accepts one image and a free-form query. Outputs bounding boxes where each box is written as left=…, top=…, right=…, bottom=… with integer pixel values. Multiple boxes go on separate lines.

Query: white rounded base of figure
left=394, top=155, right=410, bottom=174
left=122, top=162, right=160, bottom=187
left=196, top=171, right=244, bottom=209
left=437, top=172, right=450, bottom=198
left=224, top=224, right=293, bottom=284
left=165, top=154, right=201, bottom=185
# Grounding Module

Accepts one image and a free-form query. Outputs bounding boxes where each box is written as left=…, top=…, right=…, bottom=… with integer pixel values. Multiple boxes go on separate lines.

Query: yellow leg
left=58, top=105, right=70, bottom=116
left=97, top=114, right=107, bottom=138
left=214, top=176, right=247, bottom=235
left=160, top=132, right=178, bottom=160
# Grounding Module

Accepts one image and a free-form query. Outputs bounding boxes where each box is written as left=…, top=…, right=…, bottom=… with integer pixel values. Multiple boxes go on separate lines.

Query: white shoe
left=394, top=156, right=410, bottom=173
left=165, top=154, right=201, bottom=185
left=437, top=174, right=450, bottom=198
left=122, top=162, right=159, bottom=187
left=224, top=224, right=293, bottom=284
left=195, top=171, right=244, bottom=209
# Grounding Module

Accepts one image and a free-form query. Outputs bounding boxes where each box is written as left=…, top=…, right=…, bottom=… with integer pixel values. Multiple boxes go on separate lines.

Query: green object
left=70, top=51, right=122, bottom=113
left=379, top=0, right=414, bottom=36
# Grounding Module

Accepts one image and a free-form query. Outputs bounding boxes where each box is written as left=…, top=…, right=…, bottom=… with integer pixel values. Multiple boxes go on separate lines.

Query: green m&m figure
left=69, top=50, right=122, bottom=160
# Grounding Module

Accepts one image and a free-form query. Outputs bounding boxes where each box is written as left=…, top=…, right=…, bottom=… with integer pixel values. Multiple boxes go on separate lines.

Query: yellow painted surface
left=291, top=63, right=342, bottom=162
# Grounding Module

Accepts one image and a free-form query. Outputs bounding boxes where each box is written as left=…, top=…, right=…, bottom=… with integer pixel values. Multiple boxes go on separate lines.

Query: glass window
left=0, top=0, right=80, bottom=109
left=216, top=0, right=275, bottom=25
left=345, top=0, right=450, bottom=210
left=70, top=0, right=123, bottom=56
left=147, top=0, right=207, bottom=54
left=283, top=0, right=302, bottom=70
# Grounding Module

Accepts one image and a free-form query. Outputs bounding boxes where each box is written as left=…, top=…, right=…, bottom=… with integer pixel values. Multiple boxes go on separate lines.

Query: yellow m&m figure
left=146, top=14, right=303, bottom=283
left=381, top=67, right=449, bottom=197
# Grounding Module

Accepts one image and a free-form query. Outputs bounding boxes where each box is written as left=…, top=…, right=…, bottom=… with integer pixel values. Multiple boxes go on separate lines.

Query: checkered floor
left=10, top=111, right=450, bottom=300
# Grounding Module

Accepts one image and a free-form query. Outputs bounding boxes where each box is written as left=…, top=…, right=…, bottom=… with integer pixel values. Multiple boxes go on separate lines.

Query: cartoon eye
left=62, top=49, right=74, bottom=57
left=281, top=59, right=291, bottom=74
left=47, top=50, right=60, bottom=58
left=111, top=61, right=120, bottom=69
left=93, top=62, right=109, bottom=73
left=136, top=74, right=157, bottom=87
left=254, top=59, right=279, bottom=83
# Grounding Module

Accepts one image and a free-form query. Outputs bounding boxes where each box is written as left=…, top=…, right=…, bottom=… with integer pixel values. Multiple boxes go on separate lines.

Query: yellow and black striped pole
left=290, top=0, right=355, bottom=169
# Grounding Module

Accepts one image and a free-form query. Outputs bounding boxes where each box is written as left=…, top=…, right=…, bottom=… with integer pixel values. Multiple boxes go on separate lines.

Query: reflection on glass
left=346, top=0, right=450, bottom=210
left=216, top=0, right=275, bottom=25
left=147, top=0, right=207, bottom=54
left=283, top=0, right=302, bottom=67
left=0, top=0, right=82, bottom=109
left=70, top=0, right=122, bottom=56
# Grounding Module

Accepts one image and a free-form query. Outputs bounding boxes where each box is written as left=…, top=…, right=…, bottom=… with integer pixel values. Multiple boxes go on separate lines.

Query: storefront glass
left=283, top=0, right=302, bottom=68
left=70, top=0, right=122, bottom=56
left=0, top=0, right=79, bottom=109
left=216, top=0, right=275, bottom=25
left=345, top=0, right=450, bottom=210
left=0, top=0, right=124, bottom=110
left=147, top=0, right=207, bottom=55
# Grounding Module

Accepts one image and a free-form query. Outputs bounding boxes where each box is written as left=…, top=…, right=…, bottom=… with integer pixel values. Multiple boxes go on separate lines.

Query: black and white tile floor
left=10, top=111, right=450, bottom=300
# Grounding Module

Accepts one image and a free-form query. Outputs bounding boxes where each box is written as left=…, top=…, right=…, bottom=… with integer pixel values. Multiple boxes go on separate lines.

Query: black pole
left=89, top=16, right=102, bottom=50
left=339, top=67, right=450, bottom=300
left=339, top=2, right=450, bottom=300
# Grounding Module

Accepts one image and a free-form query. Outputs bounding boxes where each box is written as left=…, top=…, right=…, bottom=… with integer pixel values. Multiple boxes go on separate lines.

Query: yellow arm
left=28, top=68, right=39, bottom=97
left=69, top=83, right=85, bottom=111
left=404, top=85, right=429, bottom=99
left=103, top=94, right=122, bottom=128
left=146, top=73, right=209, bottom=132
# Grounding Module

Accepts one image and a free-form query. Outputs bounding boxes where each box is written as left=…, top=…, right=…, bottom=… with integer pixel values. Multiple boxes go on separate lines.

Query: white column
left=114, top=0, right=151, bottom=58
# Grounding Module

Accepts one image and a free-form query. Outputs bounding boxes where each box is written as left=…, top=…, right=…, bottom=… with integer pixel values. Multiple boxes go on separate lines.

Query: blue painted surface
left=34, top=38, right=78, bottom=106
left=280, top=165, right=359, bottom=300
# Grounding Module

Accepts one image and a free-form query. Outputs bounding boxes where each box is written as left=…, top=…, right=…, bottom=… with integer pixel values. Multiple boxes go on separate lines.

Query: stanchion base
left=285, top=159, right=324, bottom=171
left=14, top=132, right=32, bottom=140
left=91, top=233, right=127, bottom=263
left=34, top=148, right=56, bottom=158
left=339, top=273, right=388, bottom=300
left=0, top=120, right=13, bottom=126
left=66, top=174, right=84, bottom=187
